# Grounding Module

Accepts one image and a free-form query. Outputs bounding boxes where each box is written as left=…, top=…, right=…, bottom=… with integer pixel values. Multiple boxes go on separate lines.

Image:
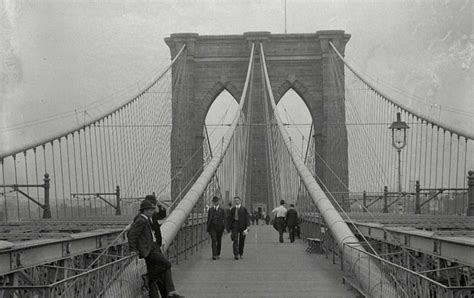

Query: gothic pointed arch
left=203, top=81, right=241, bottom=118
left=275, top=79, right=312, bottom=122
left=275, top=79, right=309, bottom=105
left=166, top=31, right=350, bottom=212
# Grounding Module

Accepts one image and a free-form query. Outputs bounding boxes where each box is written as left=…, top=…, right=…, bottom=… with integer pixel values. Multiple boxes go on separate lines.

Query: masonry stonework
left=166, top=31, right=350, bottom=212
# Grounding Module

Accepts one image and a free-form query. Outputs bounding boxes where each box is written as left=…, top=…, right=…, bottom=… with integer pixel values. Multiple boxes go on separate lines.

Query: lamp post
left=389, top=112, right=410, bottom=212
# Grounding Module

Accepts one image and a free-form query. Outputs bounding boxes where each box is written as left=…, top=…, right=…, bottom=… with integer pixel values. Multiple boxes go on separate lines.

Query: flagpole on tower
left=284, top=0, right=287, bottom=33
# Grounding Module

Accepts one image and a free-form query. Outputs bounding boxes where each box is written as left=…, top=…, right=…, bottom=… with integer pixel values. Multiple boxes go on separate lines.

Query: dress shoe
left=239, top=254, right=243, bottom=259
left=212, top=256, right=216, bottom=260
left=216, top=256, right=220, bottom=259
left=234, top=256, right=239, bottom=260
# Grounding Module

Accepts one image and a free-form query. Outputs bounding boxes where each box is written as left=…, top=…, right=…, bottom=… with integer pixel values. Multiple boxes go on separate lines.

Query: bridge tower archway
left=166, top=31, right=350, bottom=210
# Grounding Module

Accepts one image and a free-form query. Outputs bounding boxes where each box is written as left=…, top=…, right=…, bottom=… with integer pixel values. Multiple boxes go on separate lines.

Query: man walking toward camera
left=128, top=197, right=183, bottom=298
left=207, top=196, right=226, bottom=260
left=227, top=196, right=250, bottom=260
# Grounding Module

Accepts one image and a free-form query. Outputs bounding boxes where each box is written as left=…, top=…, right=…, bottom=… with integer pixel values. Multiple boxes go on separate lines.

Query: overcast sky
left=1, top=0, right=472, bottom=154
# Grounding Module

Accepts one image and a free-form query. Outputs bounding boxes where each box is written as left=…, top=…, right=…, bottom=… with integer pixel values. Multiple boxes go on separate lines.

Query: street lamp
left=389, top=112, right=410, bottom=211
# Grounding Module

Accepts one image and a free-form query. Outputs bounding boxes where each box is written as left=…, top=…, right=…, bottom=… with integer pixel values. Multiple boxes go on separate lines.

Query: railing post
left=415, top=180, right=421, bottom=214
left=363, top=190, right=367, bottom=213
left=43, top=173, right=52, bottom=219
left=115, top=185, right=121, bottom=215
left=467, top=171, right=474, bottom=216
left=383, top=186, right=388, bottom=213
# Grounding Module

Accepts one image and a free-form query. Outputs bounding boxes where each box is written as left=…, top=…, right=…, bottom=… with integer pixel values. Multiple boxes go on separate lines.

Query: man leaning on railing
left=127, top=195, right=184, bottom=298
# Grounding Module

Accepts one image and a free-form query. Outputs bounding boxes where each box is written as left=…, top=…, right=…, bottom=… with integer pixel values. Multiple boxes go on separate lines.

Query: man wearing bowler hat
left=206, top=196, right=226, bottom=260
left=128, top=198, right=183, bottom=298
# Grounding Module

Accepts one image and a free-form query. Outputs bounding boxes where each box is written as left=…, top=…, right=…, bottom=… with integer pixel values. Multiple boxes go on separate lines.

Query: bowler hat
left=139, top=200, right=155, bottom=211
left=144, top=195, right=157, bottom=204
left=212, top=196, right=220, bottom=203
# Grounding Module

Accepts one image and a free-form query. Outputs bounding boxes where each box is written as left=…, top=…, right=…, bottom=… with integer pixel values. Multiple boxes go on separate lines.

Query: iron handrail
left=343, top=242, right=474, bottom=291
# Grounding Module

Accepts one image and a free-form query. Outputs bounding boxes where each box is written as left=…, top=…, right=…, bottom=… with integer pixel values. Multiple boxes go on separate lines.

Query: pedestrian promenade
left=173, top=225, right=355, bottom=297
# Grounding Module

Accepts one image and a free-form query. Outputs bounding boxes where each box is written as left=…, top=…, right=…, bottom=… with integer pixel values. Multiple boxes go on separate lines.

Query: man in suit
left=138, top=195, right=167, bottom=245
left=226, top=196, right=250, bottom=260
left=286, top=204, right=299, bottom=243
left=207, top=196, right=226, bottom=260
left=128, top=198, right=183, bottom=298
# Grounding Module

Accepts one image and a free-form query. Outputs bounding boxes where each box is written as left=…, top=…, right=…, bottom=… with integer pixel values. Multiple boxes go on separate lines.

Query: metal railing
left=342, top=242, right=474, bottom=297
left=0, top=217, right=208, bottom=297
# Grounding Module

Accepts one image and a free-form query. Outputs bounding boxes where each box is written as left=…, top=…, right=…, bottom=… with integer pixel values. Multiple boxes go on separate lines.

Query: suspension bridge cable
left=160, top=43, right=255, bottom=251
left=329, top=42, right=473, bottom=140
left=0, top=45, right=186, bottom=160
left=260, top=43, right=397, bottom=296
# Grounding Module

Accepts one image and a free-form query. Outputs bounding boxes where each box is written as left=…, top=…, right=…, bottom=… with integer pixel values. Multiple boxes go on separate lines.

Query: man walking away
left=255, top=211, right=260, bottom=225
left=227, top=196, right=250, bottom=260
left=128, top=198, right=184, bottom=298
left=286, top=204, right=298, bottom=243
left=207, top=196, right=226, bottom=260
left=272, top=200, right=288, bottom=243
left=265, top=214, right=270, bottom=225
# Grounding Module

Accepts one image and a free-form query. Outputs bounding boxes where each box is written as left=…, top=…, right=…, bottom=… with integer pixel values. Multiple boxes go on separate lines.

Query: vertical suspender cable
left=33, top=149, right=41, bottom=217
left=23, top=151, right=31, bottom=218
left=96, top=123, right=105, bottom=214
left=106, top=117, right=114, bottom=200
left=58, top=139, right=67, bottom=216
left=99, top=121, right=107, bottom=213
left=1, top=160, right=7, bottom=221
left=423, top=123, right=429, bottom=188
left=428, top=124, right=434, bottom=190
left=462, top=139, right=468, bottom=211
left=13, top=155, right=19, bottom=219
left=111, top=114, right=119, bottom=197
left=455, top=136, right=460, bottom=213
left=448, top=132, right=454, bottom=189
left=84, top=127, right=91, bottom=214
left=72, top=133, right=80, bottom=216
left=51, top=142, right=59, bottom=217
left=88, top=126, right=97, bottom=215
left=78, top=130, right=86, bottom=214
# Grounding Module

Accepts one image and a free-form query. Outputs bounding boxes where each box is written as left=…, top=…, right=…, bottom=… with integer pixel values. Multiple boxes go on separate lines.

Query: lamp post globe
left=389, top=112, right=410, bottom=213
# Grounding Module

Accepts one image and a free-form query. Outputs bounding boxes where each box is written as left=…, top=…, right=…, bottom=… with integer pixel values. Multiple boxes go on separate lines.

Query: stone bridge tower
left=166, top=31, right=350, bottom=212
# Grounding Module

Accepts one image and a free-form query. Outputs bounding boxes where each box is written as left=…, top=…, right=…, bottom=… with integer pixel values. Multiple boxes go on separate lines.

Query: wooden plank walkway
left=172, top=225, right=355, bottom=297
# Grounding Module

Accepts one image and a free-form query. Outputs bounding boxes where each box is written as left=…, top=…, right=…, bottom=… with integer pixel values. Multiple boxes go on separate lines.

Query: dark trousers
left=288, top=225, right=296, bottom=242
left=231, top=222, right=246, bottom=256
left=275, top=218, right=286, bottom=243
left=209, top=227, right=224, bottom=257
left=145, top=244, right=175, bottom=298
